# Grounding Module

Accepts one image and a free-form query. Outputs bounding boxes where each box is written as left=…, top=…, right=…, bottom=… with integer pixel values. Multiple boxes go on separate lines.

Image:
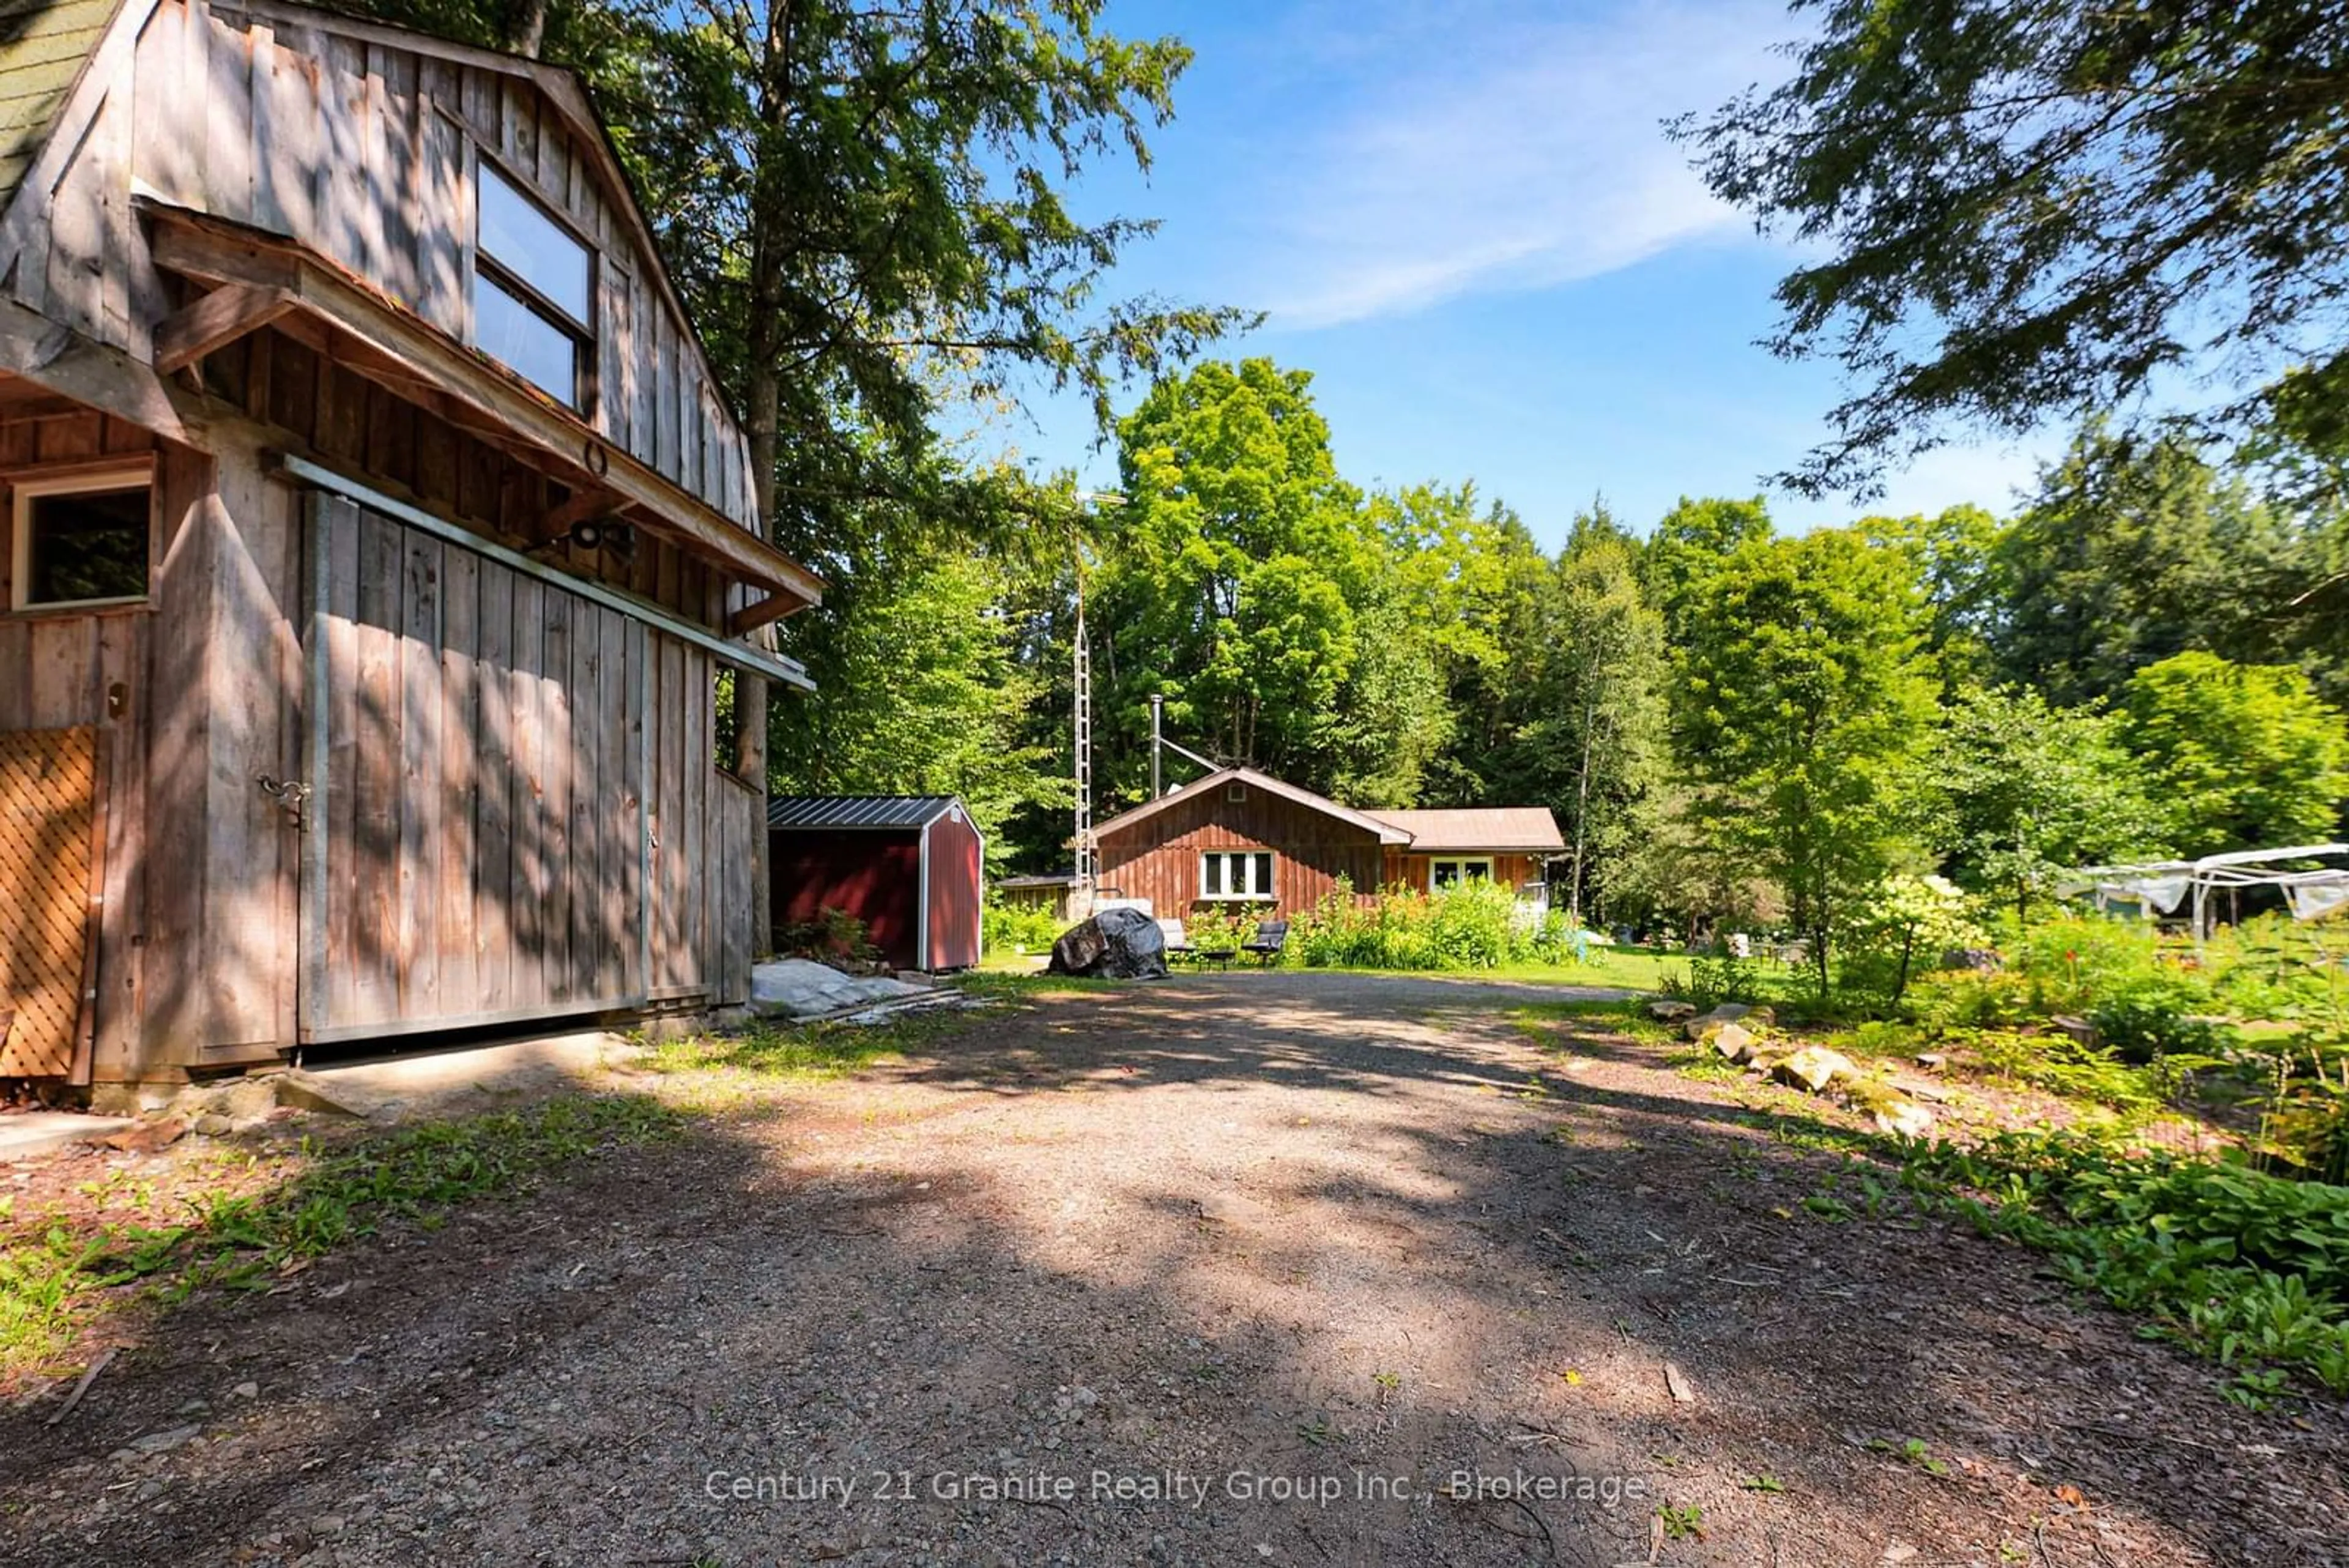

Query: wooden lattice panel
left=0, top=727, right=98, bottom=1077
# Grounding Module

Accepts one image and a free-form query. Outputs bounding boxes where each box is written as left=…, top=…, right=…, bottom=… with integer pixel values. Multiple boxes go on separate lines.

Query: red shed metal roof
left=768, top=795, right=964, bottom=831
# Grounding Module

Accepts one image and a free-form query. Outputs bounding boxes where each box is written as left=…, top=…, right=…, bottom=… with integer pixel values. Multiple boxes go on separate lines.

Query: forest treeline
left=773, top=357, right=2349, bottom=975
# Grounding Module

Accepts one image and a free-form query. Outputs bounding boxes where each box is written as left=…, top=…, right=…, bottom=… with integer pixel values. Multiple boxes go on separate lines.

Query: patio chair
left=1242, top=920, right=1289, bottom=966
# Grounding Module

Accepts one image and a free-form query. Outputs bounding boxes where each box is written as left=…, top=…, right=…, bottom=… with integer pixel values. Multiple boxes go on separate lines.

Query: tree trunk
left=1568, top=700, right=1594, bottom=926
left=1811, top=874, right=1832, bottom=1004
left=739, top=2, right=802, bottom=960
left=743, top=1, right=801, bottom=532
left=513, top=0, right=548, bottom=58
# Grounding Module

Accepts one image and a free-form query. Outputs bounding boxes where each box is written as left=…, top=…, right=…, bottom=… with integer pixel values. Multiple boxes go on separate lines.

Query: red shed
left=767, top=797, right=985, bottom=972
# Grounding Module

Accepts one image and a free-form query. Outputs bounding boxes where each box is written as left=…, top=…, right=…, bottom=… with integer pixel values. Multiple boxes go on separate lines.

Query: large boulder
left=1774, top=1045, right=1857, bottom=1095
left=1047, top=906, right=1169, bottom=980
left=749, top=959, right=926, bottom=1020
left=1649, top=1000, right=1698, bottom=1024
left=1682, top=1002, right=1772, bottom=1041
left=1710, top=1021, right=1762, bottom=1064
left=1871, top=1099, right=1937, bottom=1140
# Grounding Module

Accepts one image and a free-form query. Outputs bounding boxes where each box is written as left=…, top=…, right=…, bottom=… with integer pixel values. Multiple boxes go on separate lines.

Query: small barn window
left=1200, top=850, right=1274, bottom=901
left=10, top=468, right=152, bottom=610
left=473, top=162, right=593, bottom=410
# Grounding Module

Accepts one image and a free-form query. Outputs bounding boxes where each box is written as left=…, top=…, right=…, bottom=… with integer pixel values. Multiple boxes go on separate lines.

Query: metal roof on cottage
left=1362, top=807, right=1567, bottom=853
left=767, top=795, right=965, bottom=831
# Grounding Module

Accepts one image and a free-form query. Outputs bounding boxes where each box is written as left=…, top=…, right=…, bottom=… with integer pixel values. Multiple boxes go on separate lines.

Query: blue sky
left=982, top=0, right=2060, bottom=552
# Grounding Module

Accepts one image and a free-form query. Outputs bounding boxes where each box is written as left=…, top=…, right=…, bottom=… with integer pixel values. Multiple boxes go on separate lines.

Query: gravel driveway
left=4, top=972, right=2342, bottom=1566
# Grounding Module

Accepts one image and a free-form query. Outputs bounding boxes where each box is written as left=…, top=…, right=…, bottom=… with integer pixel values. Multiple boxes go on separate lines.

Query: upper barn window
left=473, top=161, right=593, bottom=410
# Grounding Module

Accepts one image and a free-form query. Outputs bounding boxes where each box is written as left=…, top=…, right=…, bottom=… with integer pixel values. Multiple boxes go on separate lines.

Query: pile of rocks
left=1649, top=998, right=1938, bottom=1140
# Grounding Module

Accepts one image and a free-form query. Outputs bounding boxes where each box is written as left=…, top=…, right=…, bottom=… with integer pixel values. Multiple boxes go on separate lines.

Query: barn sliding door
left=299, top=495, right=653, bottom=1043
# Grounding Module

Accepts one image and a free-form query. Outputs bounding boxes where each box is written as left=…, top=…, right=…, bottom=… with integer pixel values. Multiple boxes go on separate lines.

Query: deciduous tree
left=1511, top=509, right=1668, bottom=924
left=2120, top=652, right=2349, bottom=853
left=1096, top=359, right=1372, bottom=787
left=1675, top=528, right=1939, bottom=995
left=1930, top=686, right=2166, bottom=923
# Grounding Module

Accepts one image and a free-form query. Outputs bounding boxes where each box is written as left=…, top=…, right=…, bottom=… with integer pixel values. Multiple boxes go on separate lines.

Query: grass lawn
left=976, top=943, right=1680, bottom=990
left=1423, top=945, right=1680, bottom=990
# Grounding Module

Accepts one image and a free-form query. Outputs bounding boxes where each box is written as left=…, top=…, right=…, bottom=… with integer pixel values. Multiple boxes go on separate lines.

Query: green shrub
left=776, top=905, right=878, bottom=964
left=982, top=896, right=1063, bottom=955
left=1672, top=949, right=1769, bottom=1008
left=2089, top=974, right=2229, bottom=1064
left=1909, top=968, right=2036, bottom=1029
left=1899, top=1130, right=2349, bottom=1394
left=2011, top=914, right=2170, bottom=1014
left=1288, top=877, right=1556, bottom=972
left=1184, top=905, right=1261, bottom=952
left=1839, top=875, right=1991, bottom=1008
left=1964, top=1028, right=2168, bottom=1116
left=2204, top=913, right=2349, bottom=1028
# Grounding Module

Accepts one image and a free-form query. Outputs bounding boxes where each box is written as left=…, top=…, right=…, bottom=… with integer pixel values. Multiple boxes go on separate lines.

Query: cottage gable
left=1090, top=766, right=1562, bottom=918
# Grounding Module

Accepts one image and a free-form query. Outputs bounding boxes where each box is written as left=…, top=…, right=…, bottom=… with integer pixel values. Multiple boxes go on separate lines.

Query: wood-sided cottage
left=1091, top=767, right=1564, bottom=920
left=0, top=0, right=822, bottom=1086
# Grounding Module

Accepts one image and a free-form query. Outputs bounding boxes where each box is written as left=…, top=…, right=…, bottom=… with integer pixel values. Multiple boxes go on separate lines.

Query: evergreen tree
left=1508, top=508, right=1668, bottom=924
left=1991, top=425, right=2298, bottom=707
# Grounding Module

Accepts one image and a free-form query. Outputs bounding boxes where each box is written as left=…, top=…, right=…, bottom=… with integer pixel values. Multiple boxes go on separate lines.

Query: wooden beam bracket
left=154, top=283, right=299, bottom=375
left=728, top=593, right=798, bottom=637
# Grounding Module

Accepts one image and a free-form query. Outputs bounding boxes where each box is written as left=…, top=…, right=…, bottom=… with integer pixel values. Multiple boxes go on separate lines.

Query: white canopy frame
left=2060, top=844, right=2349, bottom=944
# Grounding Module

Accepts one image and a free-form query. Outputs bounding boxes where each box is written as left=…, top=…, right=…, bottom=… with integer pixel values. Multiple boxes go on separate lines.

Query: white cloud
left=1249, top=0, right=1786, bottom=329
left=1771, top=436, right=2060, bottom=533
left=1863, top=438, right=2055, bottom=519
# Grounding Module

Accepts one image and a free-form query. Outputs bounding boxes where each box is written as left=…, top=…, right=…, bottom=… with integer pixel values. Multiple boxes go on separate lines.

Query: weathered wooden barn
left=768, top=796, right=984, bottom=973
left=1091, top=767, right=1562, bottom=920
left=0, top=0, right=820, bottom=1085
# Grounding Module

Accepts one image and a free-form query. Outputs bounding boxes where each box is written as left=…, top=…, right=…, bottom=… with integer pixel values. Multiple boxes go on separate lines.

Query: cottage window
left=10, top=469, right=152, bottom=610
left=473, top=162, right=592, bottom=410
left=1431, top=857, right=1494, bottom=889
left=1200, top=850, right=1274, bottom=901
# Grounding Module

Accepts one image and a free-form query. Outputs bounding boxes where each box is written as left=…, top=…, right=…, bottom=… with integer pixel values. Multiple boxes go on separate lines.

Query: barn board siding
left=0, top=1, right=784, bottom=1077
left=299, top=499, right=659, bottom=1039
left=289, top=497, right=744, bottom=1033
left=207, top=327, right=735, bottom=636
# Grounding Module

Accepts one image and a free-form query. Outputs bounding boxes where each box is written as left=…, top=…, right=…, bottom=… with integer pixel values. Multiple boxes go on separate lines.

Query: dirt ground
left=3, top=972, right=2345, bottom=1567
